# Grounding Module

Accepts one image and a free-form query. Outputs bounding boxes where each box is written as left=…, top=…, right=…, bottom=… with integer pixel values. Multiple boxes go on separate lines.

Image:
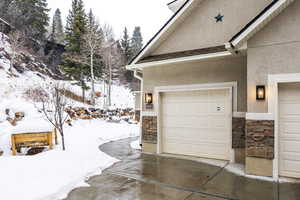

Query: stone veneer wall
left=246, top=120, right=274, bottom=159
left=232, top=117, right=246, bottom=148
left=142, top=116, right=157, bottom=144
left=134, top=110, right=141, bottom=122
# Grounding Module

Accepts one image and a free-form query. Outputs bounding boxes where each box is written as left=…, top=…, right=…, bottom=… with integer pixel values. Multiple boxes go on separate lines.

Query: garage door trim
left=268, top=73, right=300, bottom=180
left=154, top=82, right=237, bottom=162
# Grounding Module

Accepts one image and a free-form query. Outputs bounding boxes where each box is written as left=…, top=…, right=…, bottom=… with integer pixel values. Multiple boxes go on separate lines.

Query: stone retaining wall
left=134, top=110, right=141, bottom=122
left=246, top=120, right=274, bottom=159
left=142, top=116, right=157, bottom=144
left=232, top=117, right=246, bottom=148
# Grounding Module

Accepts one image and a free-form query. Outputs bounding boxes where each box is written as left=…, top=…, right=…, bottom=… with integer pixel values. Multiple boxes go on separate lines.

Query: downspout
left=134, top=70, right=143, bottom=147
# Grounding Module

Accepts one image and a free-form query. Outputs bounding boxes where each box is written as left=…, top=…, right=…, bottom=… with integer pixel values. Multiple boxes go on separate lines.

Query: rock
left=15, top=112, right=25, bottom=121
left=0, top=151, right=3, bottom=156
left=66, top=119, right=72, bottom=126
left=80, top=114, right=93, bottom=120
left=26, top=147, right=45, bottom=156
left=6, top=117, right=17, bottom=126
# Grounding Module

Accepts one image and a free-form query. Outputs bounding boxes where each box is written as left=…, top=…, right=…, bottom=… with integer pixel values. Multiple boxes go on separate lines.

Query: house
left=126, top=0, right=300, bottom=180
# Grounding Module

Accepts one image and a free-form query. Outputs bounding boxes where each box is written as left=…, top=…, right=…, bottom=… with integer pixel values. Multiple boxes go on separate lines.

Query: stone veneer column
left=246, top=120, right=274, bottom=159
left=232, top=117, right=246, bottom=148
left=134, top=110, right=141, bottom=122
left=142, top=116, right=158, bottom=144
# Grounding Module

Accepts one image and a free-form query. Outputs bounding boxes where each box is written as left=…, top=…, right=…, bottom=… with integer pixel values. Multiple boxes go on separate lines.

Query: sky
left=47, top=0, right=173, bottom=43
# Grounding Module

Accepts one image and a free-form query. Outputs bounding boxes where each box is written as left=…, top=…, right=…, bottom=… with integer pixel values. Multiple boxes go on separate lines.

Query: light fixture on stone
left=256, top=85, right=266, bottom=100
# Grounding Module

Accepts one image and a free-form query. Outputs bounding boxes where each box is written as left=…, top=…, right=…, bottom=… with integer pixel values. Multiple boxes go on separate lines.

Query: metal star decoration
left=215, top=13, right=224, bottom=23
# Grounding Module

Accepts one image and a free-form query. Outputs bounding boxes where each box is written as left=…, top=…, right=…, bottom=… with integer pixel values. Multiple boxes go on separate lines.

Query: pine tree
left=131, top=26, right=143, bottom=57
left=50, top=8, right=64, bottom=44
left=120, top=27, right=132, bottom=64
left=6, top=0, right=49, bottom=40
left=61, top=0, right=89, bottom=101
left=126, top=26, right=143, bottom=90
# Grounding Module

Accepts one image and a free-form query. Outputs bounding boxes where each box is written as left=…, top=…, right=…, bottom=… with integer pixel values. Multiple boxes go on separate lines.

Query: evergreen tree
left=131, top=26, right=143, bottom=57
left=120, top=27, right=132, bottom=64
left=125, top=26, right=143, bottom=89
left=120, top=27, right=134, bottom=83
left=6, top=0, right=49, bottom=40
left=50, top=8, right=64, bottom=43
left=61, top=0, right=89, bottom=100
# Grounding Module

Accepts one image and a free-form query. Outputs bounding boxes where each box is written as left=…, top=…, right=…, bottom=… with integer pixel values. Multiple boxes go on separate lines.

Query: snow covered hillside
left=0, top=32, right=139, bottom=200
left=0, top=32, right=134, bottom=116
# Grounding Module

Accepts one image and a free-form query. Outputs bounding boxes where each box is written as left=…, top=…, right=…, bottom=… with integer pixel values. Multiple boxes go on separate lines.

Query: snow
left=10, top=119, right=53, bottom=134
left=130, top=139, right=141, bottom=150
left=0, top=32, right=139, bottom=200
left=0, top=119, right=139, bottom=200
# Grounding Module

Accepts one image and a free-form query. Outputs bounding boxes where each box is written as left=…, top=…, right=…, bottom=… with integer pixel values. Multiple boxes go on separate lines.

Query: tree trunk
left=61, top=132, right=66, bottom=151
left=81, top=72, right=85, bottom=103
left=108, top=48, right=112, bottom=106
left=90, top=49, right=95, bottom=105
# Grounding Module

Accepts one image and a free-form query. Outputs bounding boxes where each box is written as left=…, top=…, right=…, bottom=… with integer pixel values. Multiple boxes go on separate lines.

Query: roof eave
left=126, top=51, right=232, bottom=71
left=230, top=0, right=295, bottom=49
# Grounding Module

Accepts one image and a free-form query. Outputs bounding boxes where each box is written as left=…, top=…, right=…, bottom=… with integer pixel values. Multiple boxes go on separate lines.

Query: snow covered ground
left=0, top=32, right=139, bottom=200
left=130, top=139, right=141, bottom=150
left=0, top=119, right=139, bottom=200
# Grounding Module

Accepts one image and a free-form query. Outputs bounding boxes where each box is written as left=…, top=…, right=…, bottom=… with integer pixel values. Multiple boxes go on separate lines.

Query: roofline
left=128, top=0, right=192, bottom=65
left=167, top=0, right=179, bottom=6
left=127, top=0, right=294, bottom=70
left=126, top=51, right=232, bottom=70
left=229, top=0, right=294, bottom=48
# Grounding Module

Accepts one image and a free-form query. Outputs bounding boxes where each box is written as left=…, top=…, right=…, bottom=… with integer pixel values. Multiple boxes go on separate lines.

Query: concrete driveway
left=65, top=138, right=300, bottom=200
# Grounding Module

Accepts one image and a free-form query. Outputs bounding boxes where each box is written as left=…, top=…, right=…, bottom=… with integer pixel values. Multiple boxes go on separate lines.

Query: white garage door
left=161, top=89, right=231, bottom=160
left=279, top=83, right=300, bottom=178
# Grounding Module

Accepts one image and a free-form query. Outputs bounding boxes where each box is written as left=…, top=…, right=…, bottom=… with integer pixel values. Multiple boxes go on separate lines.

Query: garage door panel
left=162, top=116, right=228, bottom=129
left=161, top=89, right=231, bottom=160
left=279, top=104, right=300, bottom=115
left=279, top=83, right=300, bottom=178
left=280, top=141, right=300, bottom=153
left=162, top=127, right=230, bottom=142
left=162, top=116, right=210, bottom=128
left=162, top=103, right=211, bottom=116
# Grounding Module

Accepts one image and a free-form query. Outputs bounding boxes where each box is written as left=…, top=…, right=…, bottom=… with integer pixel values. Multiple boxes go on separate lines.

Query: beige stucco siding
left=152, top=0, right=271, bottom=55
left=247, top=1, right=300, bottom=113
left=134, top=92, right=141, bottom=110
left=142, top=56, right=247, bottom=112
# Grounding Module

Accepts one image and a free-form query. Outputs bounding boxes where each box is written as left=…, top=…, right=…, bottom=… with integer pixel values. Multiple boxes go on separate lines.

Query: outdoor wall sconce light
left=145, top=93, right=153, bottom=109
left=256, top=85, right=266, bottom=100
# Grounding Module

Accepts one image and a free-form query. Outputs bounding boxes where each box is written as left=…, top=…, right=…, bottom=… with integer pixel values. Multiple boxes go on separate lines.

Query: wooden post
left=11, top=135, right=16, bottom=156
left=48, top=132, right=53, bottom=149
left=54, top=128, right=58, bottom=145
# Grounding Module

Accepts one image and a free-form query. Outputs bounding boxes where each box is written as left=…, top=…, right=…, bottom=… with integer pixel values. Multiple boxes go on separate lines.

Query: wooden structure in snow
left=11, top=131, right=54, bottom=156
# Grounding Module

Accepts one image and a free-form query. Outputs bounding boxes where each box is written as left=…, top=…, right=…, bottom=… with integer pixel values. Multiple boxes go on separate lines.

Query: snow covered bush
left=39, top=83, right=71, bottom=150
left=23, top=87, right=48, bottom=102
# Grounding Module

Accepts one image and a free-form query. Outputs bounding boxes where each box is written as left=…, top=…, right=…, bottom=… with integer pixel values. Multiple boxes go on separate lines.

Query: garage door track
left=65, top=138, right=300, bottom=200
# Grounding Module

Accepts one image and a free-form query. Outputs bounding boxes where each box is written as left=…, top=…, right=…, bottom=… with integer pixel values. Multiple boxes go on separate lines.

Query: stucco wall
left=247, top=1, right=300, bottom=113
left=134, top=92, right=141, bottom=110
left=152, top=0, right=271, bottom=55
left=142, top=56, right=247, bottom=112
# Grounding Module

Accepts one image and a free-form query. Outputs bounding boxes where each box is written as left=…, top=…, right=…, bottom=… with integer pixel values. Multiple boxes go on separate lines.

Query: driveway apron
left=64, top=138, right=300, bottom=200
